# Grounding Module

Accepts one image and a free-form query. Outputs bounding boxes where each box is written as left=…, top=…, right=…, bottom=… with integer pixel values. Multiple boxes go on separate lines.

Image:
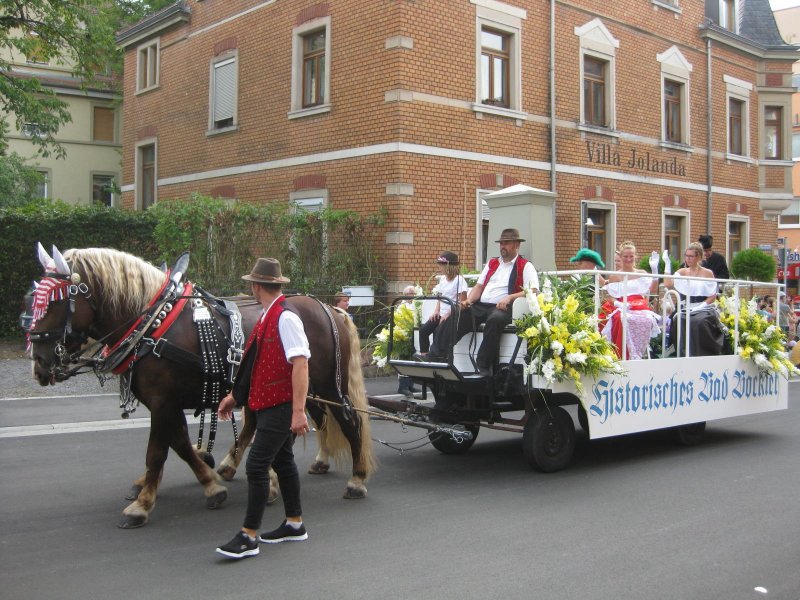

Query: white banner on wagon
left=573, top=356, right=788, bottom=439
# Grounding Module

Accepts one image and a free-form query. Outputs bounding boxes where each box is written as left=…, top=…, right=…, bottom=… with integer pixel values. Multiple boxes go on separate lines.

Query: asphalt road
left=1, top=360, right=798, bottom=600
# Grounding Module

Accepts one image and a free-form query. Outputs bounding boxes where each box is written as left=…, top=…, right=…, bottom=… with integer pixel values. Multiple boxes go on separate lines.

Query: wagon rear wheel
left=429, top=424, right=479, bottom=454
left=523, top=406, right=575, bottom=472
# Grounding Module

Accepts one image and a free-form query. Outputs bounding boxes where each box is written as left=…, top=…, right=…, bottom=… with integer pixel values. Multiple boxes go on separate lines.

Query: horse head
left=27, top=244, right=99, bottom=385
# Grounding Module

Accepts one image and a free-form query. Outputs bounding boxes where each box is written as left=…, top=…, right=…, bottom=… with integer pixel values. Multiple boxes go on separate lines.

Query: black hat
left=435, top=251, right=459, bottom=265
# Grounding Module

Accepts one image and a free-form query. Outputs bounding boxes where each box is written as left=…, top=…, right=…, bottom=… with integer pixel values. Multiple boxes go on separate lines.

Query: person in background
left=698, top=234, right=730, bottom=281
left=397, top=285, right=419, bottom=397
left=418, top=251, right=468, bottom=355
left=568, top=248, right=607, bottom=288
left=215, top=257, right=310, bottom=560
left=777, top=292, right=797, bottom=335
left=333, top=291, right=353, bottom=319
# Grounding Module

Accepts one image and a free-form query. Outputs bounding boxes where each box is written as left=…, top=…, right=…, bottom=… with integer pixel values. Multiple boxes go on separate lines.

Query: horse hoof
left=118, top=514, right=147, bottom=529
left=125, top=485, right=143, bottom=501
left=206, top=490, right=228, bottom=510
left=343, top=486, right=367, bottom=500
left=202, top=452, right=215, bottom=469
left=217, top=465, right=236, bottom=481
left=308, top=461, right=330, bottom=475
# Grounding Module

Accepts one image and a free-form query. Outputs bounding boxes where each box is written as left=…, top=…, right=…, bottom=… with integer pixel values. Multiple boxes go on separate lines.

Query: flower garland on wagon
left=371, top=286, right=423, bottom=368
left=716, top=295, right=799, bottom=378
left=515, top=277, right=624, bottom=395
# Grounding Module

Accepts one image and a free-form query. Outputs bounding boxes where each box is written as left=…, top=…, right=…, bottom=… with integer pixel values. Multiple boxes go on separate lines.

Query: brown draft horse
left=28, top=247, right=375, bottom=528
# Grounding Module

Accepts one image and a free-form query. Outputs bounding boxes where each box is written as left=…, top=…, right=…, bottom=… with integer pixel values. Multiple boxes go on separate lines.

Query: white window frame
left=662, top=208, right=691, bottom=260
left=720, top=0, right=738, bottom=34
left=726, top=215, right=749, bottom=264
left=778, top=198, right=800, bottom=229
left=289, top=189, right=328, bottom=263
left=471, top=0, right=527, bottom=121
left=289, top=17, right=331, bottom=119
left=134, top=138, right=157, bottom=211
left=724, top=75, right=752, bottom=161
left=33, top=168, right=50, bottom=199
left=759, top=98, right=791, bottom=163
left=581, top=200, right=617, bottom=269
left=575, top=18, right=619, bottom=134
left=91, top=172, right=117, bottom=207
left=208, top=51, right=239, bottom=134
left=136, top=38, right=160, bottom=94
left=657, top=46, right=692, bottom=148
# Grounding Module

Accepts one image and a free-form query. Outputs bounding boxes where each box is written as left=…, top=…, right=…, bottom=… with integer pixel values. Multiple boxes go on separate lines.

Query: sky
left=770, top=0, right=800, bottom=10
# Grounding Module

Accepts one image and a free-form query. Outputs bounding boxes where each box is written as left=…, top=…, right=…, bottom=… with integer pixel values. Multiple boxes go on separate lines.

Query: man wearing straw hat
left=215, top=258, right=311, bottom=559
left=422, top=228, right=538, bottom=376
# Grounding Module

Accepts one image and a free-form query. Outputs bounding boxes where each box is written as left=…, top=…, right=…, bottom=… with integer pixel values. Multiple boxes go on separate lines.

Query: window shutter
left=93, top=107, right=115, bottom=142
left=213, top=58, right=236, bottom=123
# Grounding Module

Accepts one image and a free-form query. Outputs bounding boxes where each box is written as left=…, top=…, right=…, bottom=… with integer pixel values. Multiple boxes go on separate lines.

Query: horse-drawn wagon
left=369, top=271, right=793, bottom=472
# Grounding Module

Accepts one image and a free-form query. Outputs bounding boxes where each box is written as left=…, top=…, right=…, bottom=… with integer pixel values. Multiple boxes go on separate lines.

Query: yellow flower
left=563, top=294, right=579, bottom=315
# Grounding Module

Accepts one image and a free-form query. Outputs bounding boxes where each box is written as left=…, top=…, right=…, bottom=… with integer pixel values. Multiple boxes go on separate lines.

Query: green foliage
left=0, top=1, right=121, bottom=157
left=0, top=153, right=46, bottom=206
left=0, top=203, right=157, bottom=335
left=148, top=194, right=388, bottom=296
left=730, top=248, right=776, bottom=282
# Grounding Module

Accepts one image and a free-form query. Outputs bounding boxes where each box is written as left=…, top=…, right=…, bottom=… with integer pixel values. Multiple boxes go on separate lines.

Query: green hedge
left=0, top=203, right=158, bottom=336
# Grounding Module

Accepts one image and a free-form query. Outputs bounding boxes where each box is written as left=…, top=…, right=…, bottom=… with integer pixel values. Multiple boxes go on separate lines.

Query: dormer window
left=720, top=0, right=736, bottom=33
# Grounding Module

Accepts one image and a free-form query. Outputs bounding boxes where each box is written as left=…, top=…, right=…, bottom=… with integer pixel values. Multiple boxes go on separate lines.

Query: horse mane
left=63, top=248, right=167, bottom=318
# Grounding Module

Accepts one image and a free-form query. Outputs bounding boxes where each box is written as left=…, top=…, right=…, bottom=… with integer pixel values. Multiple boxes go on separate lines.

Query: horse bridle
left=27, top=274, right=99, bottom=379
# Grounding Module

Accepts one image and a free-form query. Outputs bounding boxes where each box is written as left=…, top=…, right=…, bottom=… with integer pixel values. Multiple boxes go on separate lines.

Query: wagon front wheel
left=523, top=406, right=575, bottom=472
left=429, top=424, right=479, bottom=454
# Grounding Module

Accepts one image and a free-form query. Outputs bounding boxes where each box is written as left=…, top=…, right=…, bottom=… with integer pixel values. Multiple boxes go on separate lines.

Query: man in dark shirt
left=698, top=234, right=729, bottom=280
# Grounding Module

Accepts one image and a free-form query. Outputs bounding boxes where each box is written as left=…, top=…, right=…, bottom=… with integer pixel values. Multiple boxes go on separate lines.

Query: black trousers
left=243, top=402, right=301, bottom=530
left=417, top=316, right=440, bottom=353
left=429, top=302, right=512, bottom=369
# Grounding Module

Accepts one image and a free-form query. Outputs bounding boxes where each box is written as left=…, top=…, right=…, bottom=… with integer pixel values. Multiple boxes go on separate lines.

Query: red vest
left=484, top=256, right=529, bottom=295
left=246, top=297, right=294, bottom=411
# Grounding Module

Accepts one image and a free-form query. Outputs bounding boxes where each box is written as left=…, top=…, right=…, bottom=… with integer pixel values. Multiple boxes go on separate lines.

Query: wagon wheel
left=522, top=406, right=575, bottom=472
left=429, top=424, right=480, bottom=454
left=671, top=422, right=706, bottom=446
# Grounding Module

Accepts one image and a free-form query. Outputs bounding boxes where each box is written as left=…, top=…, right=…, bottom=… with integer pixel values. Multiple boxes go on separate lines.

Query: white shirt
left=432, top=274, right=468, bottom=317
left=262, top=297, right=312, bottom=361
left=478, top=256, right=539, bottom=304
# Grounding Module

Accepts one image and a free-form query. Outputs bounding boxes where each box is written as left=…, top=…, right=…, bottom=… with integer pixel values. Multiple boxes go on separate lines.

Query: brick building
left=117, top=0, right=797, bottom=292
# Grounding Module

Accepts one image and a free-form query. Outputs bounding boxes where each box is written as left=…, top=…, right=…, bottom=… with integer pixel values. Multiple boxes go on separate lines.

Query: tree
left=0, top=152, right=45, bottom=206
left=0, top=1, right=174, bottom=158
left=730, top=248, right=776, bottom=282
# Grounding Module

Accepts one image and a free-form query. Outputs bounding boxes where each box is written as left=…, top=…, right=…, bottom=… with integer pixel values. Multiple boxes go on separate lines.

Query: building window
left=289, top=191, right=328, bottom=266
left=136, top=39, right=159, bottom=93
left=779, top=199, right=800, bottom=227
left=727, top=217, right=749, bottom=264
left=663, top=211, right=689, bottom=261
left=481, top=28, right=510, bottom=108
left=92, top=106, right=115, bottom=142
left=720, top=0, right=737, bottom=32
left=210, top=54, right=237, bottom=130
left=664, top=80, right=682, bottom=143
left=33, top=170, right=49, bottom=199
left=728, top=97, right=744, bottom=155
left=137, top=143, right=156, bottom=210
left=583, top=57, right=607, bottom=127
left=763, top=106, right=783, bottom=160
left=92, top=175, right=116, bottom=207
left=582, top=201, right=616, bottom=269
left=24, top=32, right=48, bottom=64
left=21, top=123, right=42, bottom=138
left=302, top=30, right=326, bottom=108
left=575, top=19, right=618, bottom=131
left=792, top=133, right=800, bottom=159
left=290, top=18, right=331, bottom=118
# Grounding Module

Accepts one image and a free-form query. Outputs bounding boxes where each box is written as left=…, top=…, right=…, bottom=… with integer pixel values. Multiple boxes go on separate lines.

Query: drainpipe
left=706, top=37, right=713, bottom=234
left=550, top=0, right=556, bottom=193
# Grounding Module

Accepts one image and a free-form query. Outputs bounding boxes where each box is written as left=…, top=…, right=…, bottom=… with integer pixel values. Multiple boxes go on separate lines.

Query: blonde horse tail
left=342, top=313, right=377, bottom=478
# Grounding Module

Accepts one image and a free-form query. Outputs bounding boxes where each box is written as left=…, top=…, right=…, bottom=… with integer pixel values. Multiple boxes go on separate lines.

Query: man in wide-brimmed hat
left=422, top=228, right=538, bottom=376
left=215, top=257, right=311, bottom=559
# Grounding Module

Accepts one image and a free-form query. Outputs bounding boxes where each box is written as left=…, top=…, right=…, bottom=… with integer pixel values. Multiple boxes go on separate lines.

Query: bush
left=0, top=202, right=157, bottom=336
left=730, top=248, right=776, bottom=282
